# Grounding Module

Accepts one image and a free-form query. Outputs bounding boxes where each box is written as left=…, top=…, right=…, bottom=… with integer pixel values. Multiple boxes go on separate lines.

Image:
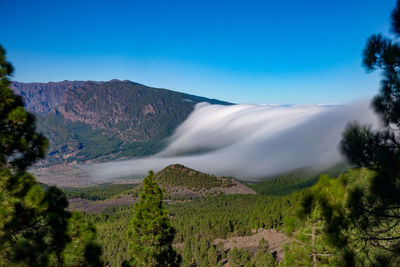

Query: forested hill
left=11, top=80, right=231, bottom=165
left=248, top=162, right=350, bottom=196
left=155, top=164, right=256, bottom=197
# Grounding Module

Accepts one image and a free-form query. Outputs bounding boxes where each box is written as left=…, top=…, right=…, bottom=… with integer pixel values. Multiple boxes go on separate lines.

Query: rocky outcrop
left=11, top=81, right=86, bottom=114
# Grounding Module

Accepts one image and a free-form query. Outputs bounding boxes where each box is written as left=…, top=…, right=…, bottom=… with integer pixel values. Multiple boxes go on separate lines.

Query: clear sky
left=1, top=0, right=397, bottom=104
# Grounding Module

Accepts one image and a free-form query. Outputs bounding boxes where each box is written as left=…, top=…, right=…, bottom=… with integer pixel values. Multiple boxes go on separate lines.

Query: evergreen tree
left=126, top=171, right=180, bottom=267
left=286, top=187, right=344, bottom=267
left=61, top=212, right=103, bottom=267
left=339, top=0, right=400, bottom=261
left=251, top=238, right=277, bottom=266
left=0, top=45, right=48, bottom=172
left=0, top=44, right=102, bottom=266
left=228, top=247, right=251, bottom=267
left=291, top=1, right=400, bottom=266
left=298, top=169, right=400, bottom=266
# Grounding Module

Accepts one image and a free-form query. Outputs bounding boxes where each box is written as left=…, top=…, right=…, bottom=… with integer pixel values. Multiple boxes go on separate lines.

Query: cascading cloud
left=90, top=100, right=379, bottom=181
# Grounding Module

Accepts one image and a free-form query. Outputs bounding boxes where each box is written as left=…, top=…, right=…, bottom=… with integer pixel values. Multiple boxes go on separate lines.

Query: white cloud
left=89, top=100, right=379, bottom=181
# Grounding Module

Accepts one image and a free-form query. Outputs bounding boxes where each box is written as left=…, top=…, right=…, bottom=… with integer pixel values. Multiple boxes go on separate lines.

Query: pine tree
left=0, top=46, right=48, bottom=171
left=249, top=238, right=277, bottom=267
left=295, top=169, right=394, bottom=266
left=293, top=1, right=400, bottom=265
left=339, top=0, right=400, bottom=262
left=285, top=204, right=337, bottom=267
left=0, top=43, right=58, bottom=265
left=0, top=44, right=103, bottom=266
left=126, top=171, right=181, bottom=267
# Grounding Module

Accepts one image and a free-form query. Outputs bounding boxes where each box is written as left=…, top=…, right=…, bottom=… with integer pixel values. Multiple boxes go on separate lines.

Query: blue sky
left=1, top=0, right=397, bottom=104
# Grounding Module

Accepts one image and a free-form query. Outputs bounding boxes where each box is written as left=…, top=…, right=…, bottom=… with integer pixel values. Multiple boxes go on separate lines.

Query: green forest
left=62, top=183, right=138, bottom=201
left=2, top=1, right=400, bottom=266
left=83, top=192, right=298, bottom=266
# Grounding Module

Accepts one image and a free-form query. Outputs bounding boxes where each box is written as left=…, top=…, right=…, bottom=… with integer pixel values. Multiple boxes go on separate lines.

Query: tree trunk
left=312, top=225, right=317, bottom=267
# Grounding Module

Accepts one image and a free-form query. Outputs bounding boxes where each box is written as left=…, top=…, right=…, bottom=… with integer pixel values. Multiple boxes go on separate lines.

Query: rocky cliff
left=11, top=80, right=231, bottom=165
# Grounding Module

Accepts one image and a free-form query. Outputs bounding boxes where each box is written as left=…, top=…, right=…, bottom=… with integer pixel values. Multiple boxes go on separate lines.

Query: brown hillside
left=155, top=164, right=256, bottom=197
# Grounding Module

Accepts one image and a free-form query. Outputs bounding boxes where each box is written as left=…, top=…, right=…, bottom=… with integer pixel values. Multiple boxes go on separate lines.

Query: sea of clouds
left=89, top=100, right=379, bottom=181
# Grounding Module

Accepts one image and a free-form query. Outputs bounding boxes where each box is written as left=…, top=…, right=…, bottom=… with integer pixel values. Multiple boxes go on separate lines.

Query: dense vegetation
left=126, top=171, right=180, bottom=266
left=156, top=164, right=234, bottom=191
left=284, top=168, right=400, bottom=266
left=284, top=3, right=400, bottom=265
left=284, top=169, right=372, bottom=266
left=249, top=163, right=349, bottom=196
left=0, top=45, right=102, bottom=266
left=62, top=183, right=138, bottom=200
left=84, top=193, right=299, bottom=266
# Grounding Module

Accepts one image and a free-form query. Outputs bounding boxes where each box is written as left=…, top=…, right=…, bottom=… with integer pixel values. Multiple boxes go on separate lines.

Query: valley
left=3, top=1, right=400, bottom=265
left=10, top=78, right=388, bottom=267
left=5, top=77, right=398, bottom=266
left=12, top=80, right=231, bottom=166
left=13, top=79, right=354, bottom=265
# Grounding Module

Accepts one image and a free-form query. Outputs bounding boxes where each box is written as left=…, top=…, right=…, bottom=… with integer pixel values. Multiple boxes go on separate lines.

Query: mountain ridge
left=11, top=80, right=232, bottom=165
